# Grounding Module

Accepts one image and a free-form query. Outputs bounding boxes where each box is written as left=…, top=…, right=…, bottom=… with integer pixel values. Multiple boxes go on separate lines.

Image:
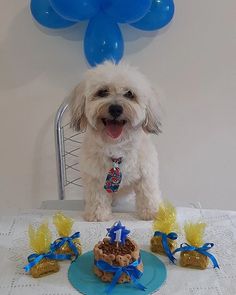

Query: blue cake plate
left=68, top=250, right=167, bottom=295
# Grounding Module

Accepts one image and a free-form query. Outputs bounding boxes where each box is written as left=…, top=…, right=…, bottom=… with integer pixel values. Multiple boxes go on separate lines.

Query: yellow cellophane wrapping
left=151, top=202, right=178, bottom=255
left=53, top=212, right=82, bottom=256
left=28, top=223, right=59, bottom=278
left=53, top=212, right=73, bottom=237
left=180, top=222, right=209, bottom=269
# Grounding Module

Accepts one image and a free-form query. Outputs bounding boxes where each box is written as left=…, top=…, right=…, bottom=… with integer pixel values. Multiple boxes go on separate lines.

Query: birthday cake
left=93, top=221, right=143, bottom=284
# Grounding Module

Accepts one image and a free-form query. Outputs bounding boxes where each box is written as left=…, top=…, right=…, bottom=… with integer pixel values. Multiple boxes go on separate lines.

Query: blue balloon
left=49, top=0, right=100, bottom=22
left=30, top=0, right=76, bottom=29
left=131, top=0, right=175, bottom=31
left=84, top=13, right=124, bottom=66
left=102, top=0, right=152, bottom=23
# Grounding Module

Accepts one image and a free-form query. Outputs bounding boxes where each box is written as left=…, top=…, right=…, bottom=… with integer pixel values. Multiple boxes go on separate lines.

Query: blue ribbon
left=50, top=232, right=81, bottom=259
left=24, top=251, right=71, bottom=272
left=173, top=242, right=219, bottom=268
left=95, top=257, right=146, bottom=294
left=154, top=231, right=178, bottom=263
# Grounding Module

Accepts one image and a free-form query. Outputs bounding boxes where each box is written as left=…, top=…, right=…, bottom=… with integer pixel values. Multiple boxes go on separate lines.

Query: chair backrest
left=54, top=99, right=84, bottom=201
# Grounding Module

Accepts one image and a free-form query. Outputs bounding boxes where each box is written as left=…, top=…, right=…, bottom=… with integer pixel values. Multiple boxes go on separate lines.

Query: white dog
left=69, top=61, right=162, bottom=221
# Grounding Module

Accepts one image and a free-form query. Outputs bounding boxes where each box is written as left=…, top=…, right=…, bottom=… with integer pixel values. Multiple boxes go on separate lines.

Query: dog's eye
left=124, top=90, right=135, bottom=100
left=95, top=88, right=109, bottom=98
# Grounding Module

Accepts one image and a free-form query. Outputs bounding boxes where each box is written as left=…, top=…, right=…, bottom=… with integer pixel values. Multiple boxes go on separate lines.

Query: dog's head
left=70, top=61, right=161, bottom=143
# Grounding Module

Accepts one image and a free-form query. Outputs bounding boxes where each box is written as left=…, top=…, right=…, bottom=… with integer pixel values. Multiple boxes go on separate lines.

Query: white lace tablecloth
left=1, top=207, right=236, bottom=295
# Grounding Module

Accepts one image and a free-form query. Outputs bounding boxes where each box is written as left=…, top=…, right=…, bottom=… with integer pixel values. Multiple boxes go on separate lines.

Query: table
left=0, top=207, right=236, bottom=295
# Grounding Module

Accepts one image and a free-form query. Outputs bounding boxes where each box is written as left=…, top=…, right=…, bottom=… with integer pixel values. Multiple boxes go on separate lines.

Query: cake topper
left=106, top=221, right=130, bottom=245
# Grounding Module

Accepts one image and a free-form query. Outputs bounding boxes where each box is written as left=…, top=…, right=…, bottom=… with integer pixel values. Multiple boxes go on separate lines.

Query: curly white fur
left=69, top=61, right=162, bottom=221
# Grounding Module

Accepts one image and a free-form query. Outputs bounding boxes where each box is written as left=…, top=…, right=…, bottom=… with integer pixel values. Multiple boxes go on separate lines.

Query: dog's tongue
left=105, top=120, right=123, bottom=139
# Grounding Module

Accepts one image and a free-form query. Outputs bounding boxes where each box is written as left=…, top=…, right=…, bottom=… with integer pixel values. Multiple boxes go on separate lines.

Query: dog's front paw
left=138, top=208, right=156, bottom=221
left=83, top=210, right=112, bottom=222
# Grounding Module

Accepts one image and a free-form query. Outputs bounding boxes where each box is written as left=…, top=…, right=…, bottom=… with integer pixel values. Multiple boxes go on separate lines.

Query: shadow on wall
left=0, top=6, right=87, bottom=90
left=0, top=4, right=173, bottom=91
left=120, top=21, right=171, bottom=55
left=30, top=112, right=57, bottom=207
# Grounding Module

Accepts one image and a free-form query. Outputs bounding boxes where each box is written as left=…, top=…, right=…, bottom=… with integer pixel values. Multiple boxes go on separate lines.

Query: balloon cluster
left=31, top=0, right=175, bottom=66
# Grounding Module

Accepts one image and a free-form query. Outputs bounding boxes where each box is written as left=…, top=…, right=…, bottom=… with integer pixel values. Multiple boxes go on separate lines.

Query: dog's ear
left=69, top=81, right=87, bottom=132
left=142, top=88, right=162, bottom=135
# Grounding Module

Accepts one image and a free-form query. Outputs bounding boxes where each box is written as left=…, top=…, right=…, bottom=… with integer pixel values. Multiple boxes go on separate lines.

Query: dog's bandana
left=104, top=158, right=122, bottom=193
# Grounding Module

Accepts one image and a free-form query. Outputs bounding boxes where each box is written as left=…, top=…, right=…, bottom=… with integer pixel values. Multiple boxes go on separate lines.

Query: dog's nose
left=108, top=104, right=123, bottom=119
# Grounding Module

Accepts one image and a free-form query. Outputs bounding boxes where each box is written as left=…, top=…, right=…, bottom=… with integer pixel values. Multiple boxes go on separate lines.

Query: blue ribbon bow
left=154, top=231, right=178, bottom=263
left=50, top=232, right=81, bottom=259
left=95, top=257, right=146, bottom=294
left=24, top=251, right=71, bottom=272
left=172, top=242, right=219, bottom=268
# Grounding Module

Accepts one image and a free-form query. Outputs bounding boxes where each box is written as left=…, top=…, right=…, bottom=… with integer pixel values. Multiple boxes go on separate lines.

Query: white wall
left=0, top=0, right=235, bottom=212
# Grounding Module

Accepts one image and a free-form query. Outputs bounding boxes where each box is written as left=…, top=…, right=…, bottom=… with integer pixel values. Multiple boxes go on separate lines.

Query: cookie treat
left=52, top=212, right=82, bottom=259
left=151, top=235, right=176, bottom=254
left=150, top=202, right=178, bottom=263
left=181, top=222, right=208, bottom=269
left=93, top=221, right=145, bottom=293
left=24, top=223, right=60, bottom=278
left=173, top=222, right=219, bottom=269
left=180, top=250, right=208, bottom=269
left=29, top=257, right=60, bottom=278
